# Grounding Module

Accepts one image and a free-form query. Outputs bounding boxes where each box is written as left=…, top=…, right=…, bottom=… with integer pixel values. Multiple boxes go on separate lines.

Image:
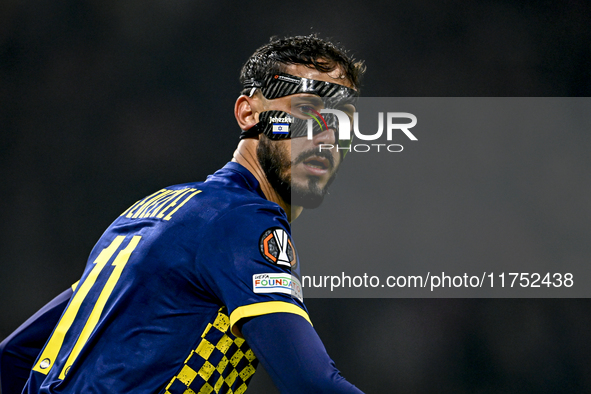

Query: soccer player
left=0, top=35, right=365, bottom=393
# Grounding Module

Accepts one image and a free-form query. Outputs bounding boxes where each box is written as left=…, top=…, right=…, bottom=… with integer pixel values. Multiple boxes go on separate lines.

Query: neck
left=232, top=139, right=303, bottom=222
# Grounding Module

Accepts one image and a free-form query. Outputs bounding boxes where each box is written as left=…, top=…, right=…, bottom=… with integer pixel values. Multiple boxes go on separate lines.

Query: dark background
left=1, top=0, right=590, bottom=392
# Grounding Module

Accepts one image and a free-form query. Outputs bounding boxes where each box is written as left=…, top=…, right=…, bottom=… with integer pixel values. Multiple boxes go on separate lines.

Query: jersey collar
left=213, top=162, right=266, bottom=200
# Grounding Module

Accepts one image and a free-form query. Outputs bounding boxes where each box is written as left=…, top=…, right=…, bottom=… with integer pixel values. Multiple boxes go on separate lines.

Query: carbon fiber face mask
left=240, top=73, right=357, bottom=157
left=243, top=72, right=358, bottom=100
left=240, top=107, right=353, bottom=159
left=240, top=73, right=359, bottom=158
left=241, top=110, right=339, bottom=140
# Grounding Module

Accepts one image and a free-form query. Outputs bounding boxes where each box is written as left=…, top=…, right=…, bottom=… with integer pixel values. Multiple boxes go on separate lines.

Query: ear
left=234, top=95, right=258, bottom=131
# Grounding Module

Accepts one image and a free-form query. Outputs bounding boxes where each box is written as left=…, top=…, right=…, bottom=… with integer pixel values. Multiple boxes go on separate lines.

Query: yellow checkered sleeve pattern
left=162, top=307, right=258, bottom=394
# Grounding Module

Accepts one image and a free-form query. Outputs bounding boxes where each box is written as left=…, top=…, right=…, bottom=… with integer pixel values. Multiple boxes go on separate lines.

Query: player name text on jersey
left=120, top=187, right=202, bottom=221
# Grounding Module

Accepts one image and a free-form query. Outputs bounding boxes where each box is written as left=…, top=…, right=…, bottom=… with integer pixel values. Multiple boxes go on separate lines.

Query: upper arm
left=0, top=287, right=73, bottom=394
left=194, top=204, right=309, bottom=337
left=240, top=313, right=364, bottom=394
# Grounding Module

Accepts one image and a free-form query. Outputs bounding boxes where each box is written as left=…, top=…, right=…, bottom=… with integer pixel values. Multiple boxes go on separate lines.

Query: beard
left=257, top=136, right=338, bottom=209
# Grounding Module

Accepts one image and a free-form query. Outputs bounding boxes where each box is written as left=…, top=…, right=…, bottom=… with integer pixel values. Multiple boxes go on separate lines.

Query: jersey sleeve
left=0, top=287, right=73, bottom=394
left=240, top=313, right=365, bottom=393
left=194, top=203, right=309, bottom=337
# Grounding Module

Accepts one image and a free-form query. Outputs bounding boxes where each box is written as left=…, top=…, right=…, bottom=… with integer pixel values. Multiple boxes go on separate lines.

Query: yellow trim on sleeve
left=229, top=301, right=312, bottom=338
left=71, top=280, right=80, bottom=291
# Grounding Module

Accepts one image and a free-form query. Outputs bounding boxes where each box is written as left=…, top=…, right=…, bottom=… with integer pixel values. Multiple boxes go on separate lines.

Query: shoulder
left=206, top=197, right=290, bottom=239
left=113, top=163, right=290, bottom=243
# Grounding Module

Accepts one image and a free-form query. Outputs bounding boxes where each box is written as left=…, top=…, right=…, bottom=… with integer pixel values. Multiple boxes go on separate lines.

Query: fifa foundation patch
left=272, top=123, right=290, bottom=134
left=252, top=273, right=303, bottom=301
left=259, top=227, right=297, bottom=268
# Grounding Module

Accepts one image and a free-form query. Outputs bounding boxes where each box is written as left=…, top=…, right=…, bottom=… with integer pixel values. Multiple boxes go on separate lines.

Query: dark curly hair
left=240, top=34, right=366, bottom=96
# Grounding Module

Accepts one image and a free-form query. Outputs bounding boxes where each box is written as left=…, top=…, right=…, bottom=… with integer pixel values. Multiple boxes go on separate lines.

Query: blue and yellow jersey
left=24, top=162, right=309, bottom=394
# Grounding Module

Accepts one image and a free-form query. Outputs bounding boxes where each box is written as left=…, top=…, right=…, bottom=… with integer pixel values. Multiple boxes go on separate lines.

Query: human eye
left=291, top=97, right=324, bottom=117
left=297, top=105, right=316, bottom=116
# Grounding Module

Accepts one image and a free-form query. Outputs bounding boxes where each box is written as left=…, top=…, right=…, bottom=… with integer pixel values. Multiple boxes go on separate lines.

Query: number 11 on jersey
left=32, top=235, right=142, bottom=378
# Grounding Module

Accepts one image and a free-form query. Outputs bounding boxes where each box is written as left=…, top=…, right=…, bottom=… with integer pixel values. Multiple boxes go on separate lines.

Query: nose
left=312, top=126, right=337, bottom=145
